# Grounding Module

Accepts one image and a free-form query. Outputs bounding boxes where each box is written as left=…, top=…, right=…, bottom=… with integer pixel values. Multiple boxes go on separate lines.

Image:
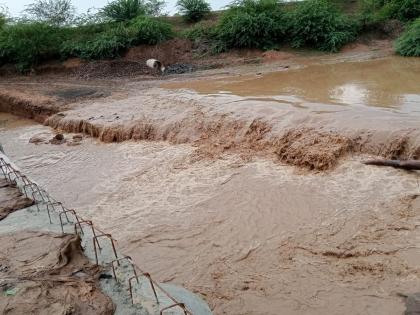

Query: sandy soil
left=1, top=43, right=420, bottom=314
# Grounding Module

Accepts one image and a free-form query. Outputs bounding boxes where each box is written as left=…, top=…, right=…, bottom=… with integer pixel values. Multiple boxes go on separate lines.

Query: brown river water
left=2, top=56, right=420, bottom=315
left=162, top=57, right=420, bottom=114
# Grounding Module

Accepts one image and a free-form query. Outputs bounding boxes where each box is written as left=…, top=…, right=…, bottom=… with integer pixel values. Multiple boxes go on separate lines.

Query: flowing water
left=162, top=57, right=420, bottom=114
left=1, top=55, right=420, bottom=315
left=2, top=112, right=420, bottom=314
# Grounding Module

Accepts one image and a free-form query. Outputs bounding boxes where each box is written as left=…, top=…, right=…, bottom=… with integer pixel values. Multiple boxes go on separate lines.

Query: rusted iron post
left=47, top=201, right=70, bottom=223
left=58, top=209, right=82, bottom=234
left=143, top=272, right=159, bottom=304
left=93, top=233, right=118, bottom=265
left=111, top=256, right=139, bottom=282
left=128, top=275, right=140, bottom=304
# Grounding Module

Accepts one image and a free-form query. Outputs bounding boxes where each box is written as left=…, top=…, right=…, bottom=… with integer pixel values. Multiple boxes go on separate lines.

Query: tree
left=0, top=4, right=9, bottom=28
left=24, top=0, right=75, bottom=26
left=102, top=0, right=146, bottom=22
left=177, top=0, right=211, bottom=22
left=145, top=0, right=166, bottom=16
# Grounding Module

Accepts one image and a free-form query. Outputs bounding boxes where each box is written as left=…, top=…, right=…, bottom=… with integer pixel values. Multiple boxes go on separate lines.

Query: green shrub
left=287, top=0, right=357, bottom=52
left=360, top=0, right=419, bottom=23
left=129, top=16, right=173, bottom=44
left=181, top=22, right=216, bottom=40
left=216, top=0, right=286, bottom=49
left=395, top=18, right=420, bottom=56
left=60, top=17, right=172, bottom=60
left=61, top=24, right=134, bottom=59
left=176, top=0, right=211, bottom=22
left=381, top=0, right=420, bottom=22
left=0, top=22, right=66, bottom=72
left=102, top=0, right=146, bottom=22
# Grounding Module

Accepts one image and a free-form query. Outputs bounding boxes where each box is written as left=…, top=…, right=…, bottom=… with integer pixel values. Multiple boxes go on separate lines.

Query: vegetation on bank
left=395, top=18, right=420, bottom=56
left=0, top=0, right=419, bottom=72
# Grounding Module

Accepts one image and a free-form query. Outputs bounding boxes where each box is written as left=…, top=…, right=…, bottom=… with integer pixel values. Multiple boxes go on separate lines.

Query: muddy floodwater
left=2, top=54, right=420, bottom=315
left=162, top=57, right=420, bottom=114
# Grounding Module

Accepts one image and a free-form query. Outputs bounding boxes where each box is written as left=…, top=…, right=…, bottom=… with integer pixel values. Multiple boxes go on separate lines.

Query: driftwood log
left=363, top=160, right=420, bottom=171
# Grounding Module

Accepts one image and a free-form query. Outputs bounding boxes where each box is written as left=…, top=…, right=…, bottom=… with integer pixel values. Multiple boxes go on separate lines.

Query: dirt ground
left=1, top=39, right=420, bottom=315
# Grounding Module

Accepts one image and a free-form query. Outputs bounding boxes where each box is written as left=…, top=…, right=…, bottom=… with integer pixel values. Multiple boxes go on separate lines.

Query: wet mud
left=0, top=231, right=115, bottom=315
left=0, top=178, right=34, bottom=220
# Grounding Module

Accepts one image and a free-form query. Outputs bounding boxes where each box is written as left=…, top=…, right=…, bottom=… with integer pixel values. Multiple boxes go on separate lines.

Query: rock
left=29, top=136, right=45, bottom=144
left=49, top=134, right=66, bottom=145
left=55, top=134, right=64, bottom=141
left=29, top=132, right=50, bottom=144
left=165, top=64, right=195, bottom=75
left=72, top=134, right=83, bottom=141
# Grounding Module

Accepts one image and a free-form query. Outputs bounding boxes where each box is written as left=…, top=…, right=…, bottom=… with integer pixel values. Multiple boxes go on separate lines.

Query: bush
left=176, top=0, right=211, bottom=22
left=182, top=23, right=216, bottom=41
left=287, top=0, right=357, bottom=52
left=360, top=0, right=420, bottom=23
left=395, top=18, right=420, bottom=56
left=0, top=22, right=66, bottom=72
left=102, top=0, right=146, bottom=22
left=60, top=17, right=172, bottom=60
left=216, top=0, right=286, bottom=49
left=381, top=0, right=420, bottom=22
left=61, top=24, right=134, bottom=59
left=129, top=16, right=173, bottom=44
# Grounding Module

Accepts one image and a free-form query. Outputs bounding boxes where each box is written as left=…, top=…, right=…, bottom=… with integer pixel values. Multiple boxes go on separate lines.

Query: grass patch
left=395, top=18, right=420, bottom=56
